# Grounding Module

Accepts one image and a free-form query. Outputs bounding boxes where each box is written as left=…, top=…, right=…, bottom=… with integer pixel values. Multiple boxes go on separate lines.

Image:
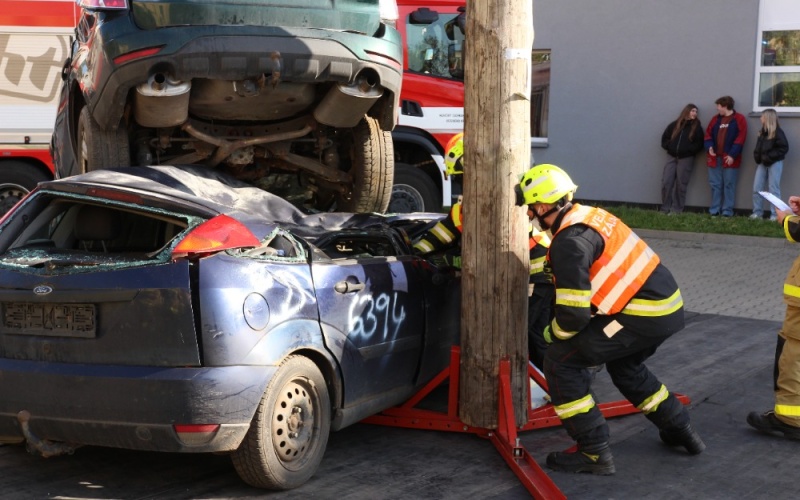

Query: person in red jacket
left=704, top=95, right=748, bottom=217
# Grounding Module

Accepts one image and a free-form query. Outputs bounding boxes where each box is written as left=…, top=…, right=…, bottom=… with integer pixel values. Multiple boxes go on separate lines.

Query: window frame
left=753, top=0, right=800, bottom=112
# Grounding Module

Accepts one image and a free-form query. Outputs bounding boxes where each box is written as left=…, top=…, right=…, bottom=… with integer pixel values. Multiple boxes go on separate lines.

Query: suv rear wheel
left=335, top=117, right=394, bottom=213
left=78, top=107, right=130, bottom=173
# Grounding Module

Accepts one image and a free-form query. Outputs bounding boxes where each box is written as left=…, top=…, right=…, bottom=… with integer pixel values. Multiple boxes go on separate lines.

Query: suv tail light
left=172, top=214, right=260, bottom=258
left=379, top=0, right=399, bottom=27
left=79, top=0, right=128, bottom=10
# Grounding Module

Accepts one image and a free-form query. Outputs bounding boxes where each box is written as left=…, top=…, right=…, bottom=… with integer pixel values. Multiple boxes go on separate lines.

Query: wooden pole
left=459, top=0, right=533, bottom=428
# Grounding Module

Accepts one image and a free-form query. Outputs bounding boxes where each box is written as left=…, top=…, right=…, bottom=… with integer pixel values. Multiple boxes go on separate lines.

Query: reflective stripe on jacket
left=553, top=204, right=660, bottom=315
left=530, top=227, right=552, bottom=284
left=413, top=202, right=463, bottom=254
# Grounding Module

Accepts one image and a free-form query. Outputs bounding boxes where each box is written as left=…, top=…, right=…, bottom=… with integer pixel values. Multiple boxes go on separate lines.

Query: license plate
left=2, top=303, right=96, bottom=338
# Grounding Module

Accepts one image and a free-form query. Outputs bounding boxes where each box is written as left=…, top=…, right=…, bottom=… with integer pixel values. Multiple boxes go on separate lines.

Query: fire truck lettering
left=0, top=34, right=67, bottom=103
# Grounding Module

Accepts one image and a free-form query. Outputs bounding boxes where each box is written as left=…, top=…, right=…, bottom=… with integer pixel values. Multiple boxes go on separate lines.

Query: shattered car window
left=0, top=193, right=193, bottom=271
left=234, top=228, right=307, bottom=262
left=317, top=234, right=399, bottom=260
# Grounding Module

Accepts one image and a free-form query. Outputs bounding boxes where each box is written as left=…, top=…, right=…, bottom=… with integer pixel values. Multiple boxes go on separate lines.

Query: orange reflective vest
left=552, top=204, right=660, bottom=315
left=530, top=227, right=550, bottom=249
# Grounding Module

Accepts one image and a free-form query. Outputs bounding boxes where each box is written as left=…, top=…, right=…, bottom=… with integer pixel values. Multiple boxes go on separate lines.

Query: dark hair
left=670, top=103, right=699, bottom=141
left=715, top=95, right=734, bottom=110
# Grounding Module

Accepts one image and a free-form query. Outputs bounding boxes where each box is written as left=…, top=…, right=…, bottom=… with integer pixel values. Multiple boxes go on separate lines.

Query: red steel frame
left=362, top=346, right=691, bottom=499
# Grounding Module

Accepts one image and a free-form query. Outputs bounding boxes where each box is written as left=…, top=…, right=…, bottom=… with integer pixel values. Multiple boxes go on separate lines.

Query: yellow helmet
left=515, top=164, right=577, bottom=206
left=444, top=133, right=464, bottom=176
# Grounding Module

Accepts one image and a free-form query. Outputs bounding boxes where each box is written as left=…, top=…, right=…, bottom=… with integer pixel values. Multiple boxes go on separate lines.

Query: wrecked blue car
left=0, top=165, right=458, bottom=490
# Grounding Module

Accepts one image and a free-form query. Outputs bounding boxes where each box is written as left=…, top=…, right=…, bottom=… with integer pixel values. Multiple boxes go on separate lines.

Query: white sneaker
left=770, top=215, right=778, bottom=221
left=749, top=213, right=761, bottom=219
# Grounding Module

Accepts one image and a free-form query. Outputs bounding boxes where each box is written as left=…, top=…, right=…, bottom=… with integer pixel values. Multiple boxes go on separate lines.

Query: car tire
left=231, top=355, right=331, bottom=490
left=336, top=116, right=394, bottom=213
left=0, top=161, right=50, bottom=215
left=77, top=106, right=130, bottom=173
left=388, top=163, right=440, bottom=213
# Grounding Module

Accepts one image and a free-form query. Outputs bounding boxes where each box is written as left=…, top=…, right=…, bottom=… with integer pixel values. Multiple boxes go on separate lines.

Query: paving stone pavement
left=638, top=229, right=798, bottom=321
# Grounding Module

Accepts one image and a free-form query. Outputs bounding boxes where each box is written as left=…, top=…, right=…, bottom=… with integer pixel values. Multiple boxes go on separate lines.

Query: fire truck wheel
left=335, top=116, right=394, bottom=213
left=389, top=163, right=440, bottom=213
left=0, top=161, right=50, bottom=216
left=77, top=107, right=131, bottom=173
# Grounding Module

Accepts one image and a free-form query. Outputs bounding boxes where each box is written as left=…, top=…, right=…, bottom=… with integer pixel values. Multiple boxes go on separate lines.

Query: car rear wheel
left=0, top=161, right=50, bottom=216
left=231, top=355, right=331, bottom=490
left=77, top=107, right=131, bottom=173
left=388, top=163, right=440, bottom=213
left=336, top=116, right=394, bottom=213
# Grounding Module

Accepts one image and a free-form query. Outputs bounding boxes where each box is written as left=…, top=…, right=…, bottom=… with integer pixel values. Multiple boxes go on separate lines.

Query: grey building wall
left=530, top=0, right=791, bottom=212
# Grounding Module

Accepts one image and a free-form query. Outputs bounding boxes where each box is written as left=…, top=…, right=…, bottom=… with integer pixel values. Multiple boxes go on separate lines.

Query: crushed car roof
left=38, top=165, right=430, bottom=238
left=42, top=165, right=307, bottom=224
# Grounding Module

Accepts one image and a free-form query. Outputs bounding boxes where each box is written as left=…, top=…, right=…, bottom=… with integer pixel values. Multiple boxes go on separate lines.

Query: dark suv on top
left=51, top=0, right=403, bottom=212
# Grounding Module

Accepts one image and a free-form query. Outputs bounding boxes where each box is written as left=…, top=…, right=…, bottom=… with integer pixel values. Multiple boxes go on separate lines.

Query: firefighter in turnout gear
left=412, top=133, right=466, bottom=268
left=527, top=218, right=555, bottom=370
left=747, top=195, right=800, bottom=439
left=515, top=164, right=705, bottom=475
left=414, top=135, right=554, bottom=368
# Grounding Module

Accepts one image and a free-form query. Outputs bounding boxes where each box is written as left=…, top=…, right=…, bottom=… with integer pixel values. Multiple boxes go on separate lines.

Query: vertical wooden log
left=459, top=0, right=534, bottom=427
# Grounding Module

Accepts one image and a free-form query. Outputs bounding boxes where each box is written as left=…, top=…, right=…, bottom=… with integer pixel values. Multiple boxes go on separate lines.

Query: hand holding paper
left=759, top=191, right=791, bottom=212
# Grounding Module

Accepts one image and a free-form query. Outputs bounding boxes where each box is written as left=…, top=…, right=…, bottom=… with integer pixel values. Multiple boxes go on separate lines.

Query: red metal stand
left=362, top=346, right=691, bottom=499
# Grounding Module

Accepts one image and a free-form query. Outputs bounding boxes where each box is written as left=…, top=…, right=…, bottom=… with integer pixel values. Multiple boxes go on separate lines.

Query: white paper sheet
left=759, top=191, right=791, bottom=212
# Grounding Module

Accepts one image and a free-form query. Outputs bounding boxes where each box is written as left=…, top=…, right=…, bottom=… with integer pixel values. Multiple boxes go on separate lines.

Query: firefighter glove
left=543, top=324, right=553, bottom=344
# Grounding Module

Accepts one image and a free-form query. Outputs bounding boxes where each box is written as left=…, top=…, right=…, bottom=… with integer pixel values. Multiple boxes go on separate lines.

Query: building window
left=754, top=1, right=800, bottom=110
left=531, top=50, right=550, bottom=141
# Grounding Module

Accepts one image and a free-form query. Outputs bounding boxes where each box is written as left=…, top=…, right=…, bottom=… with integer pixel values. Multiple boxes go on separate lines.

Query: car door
left=311, top=232, right=425, bottom=407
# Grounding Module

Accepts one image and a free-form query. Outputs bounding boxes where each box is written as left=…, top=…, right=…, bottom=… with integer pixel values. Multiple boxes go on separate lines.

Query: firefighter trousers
left=528, top=283, right=555, bottom=371
left=543, top=308, right=689, bottom=447
left=775, top=332, right=800, bottom=427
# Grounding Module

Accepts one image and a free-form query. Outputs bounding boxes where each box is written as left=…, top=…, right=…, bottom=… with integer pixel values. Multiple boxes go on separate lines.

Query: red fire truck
left=0, top=0, right=77, bottom=213
left=390, top=0, right=466, bottom=213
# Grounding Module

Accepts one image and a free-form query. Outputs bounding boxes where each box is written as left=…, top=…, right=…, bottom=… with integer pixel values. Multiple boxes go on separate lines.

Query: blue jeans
left=708, top=158, right=739, bottom=216
left=751, top=160, right=784, bottom=218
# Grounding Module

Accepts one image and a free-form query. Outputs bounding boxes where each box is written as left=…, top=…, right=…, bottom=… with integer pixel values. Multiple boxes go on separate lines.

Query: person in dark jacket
left=750, top=108, right=789, bottom=221
left=660, top=104, right=704, bottom=214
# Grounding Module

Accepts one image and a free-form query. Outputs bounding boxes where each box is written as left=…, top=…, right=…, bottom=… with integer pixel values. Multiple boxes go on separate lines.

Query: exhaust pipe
left=133, top=73, right=191, bottom=128
left=313, top=72, right=383, bottom=128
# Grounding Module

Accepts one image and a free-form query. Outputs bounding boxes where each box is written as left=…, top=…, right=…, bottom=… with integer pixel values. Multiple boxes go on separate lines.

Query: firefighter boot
left=546, top=443, right=615, bottom=475
left=747, top=411, right=800, bottom=440
left=658, top=423, right=706, bottom=455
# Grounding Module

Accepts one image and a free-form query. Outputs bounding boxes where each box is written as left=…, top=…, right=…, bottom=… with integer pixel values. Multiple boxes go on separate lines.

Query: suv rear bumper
left=0, top=359, right=276, bottom=452
left=89, top=25, right=403, bottom=131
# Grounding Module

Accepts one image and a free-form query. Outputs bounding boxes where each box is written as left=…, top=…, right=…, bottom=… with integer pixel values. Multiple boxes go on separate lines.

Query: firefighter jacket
left=413, top=202, right=463, bottom=255
left=529, top=227, right=553, bottom=285
left=413, top=202, right=551, bottom=281
left=547, top=204, right=684, bottom=340
left=780, top=215, right=800, bottom=342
